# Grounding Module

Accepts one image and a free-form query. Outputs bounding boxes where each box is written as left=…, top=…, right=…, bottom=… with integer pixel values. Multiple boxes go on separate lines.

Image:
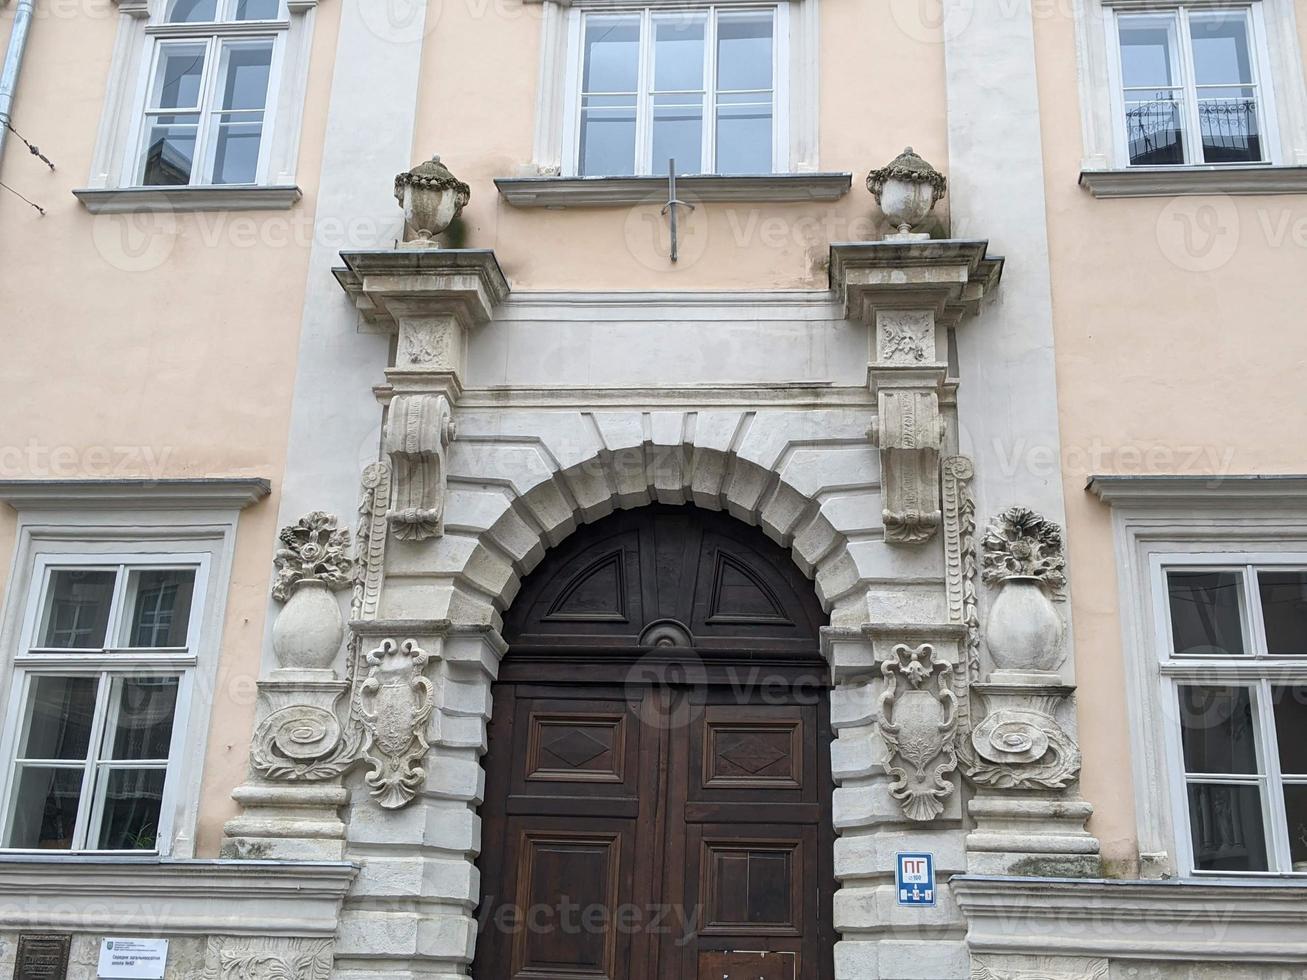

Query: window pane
left=143, top=118, right=199, bottom=186
left=1261, top=571, right=1307, bottom=655
left=124, top=569, right=196, bottom=648
left=579, top=96, right=636, bottom=176
left=104, top=677, right=180, bottom=761
left=1178, top=685, right=1258, bottom=775
left=1197, top=87, right=1261, bottom=163
left=166, top=0, right=218, bottom=22
left=1119, top=16, right=1179, bottom=88
left=6, top=766, right=84, bottom=849
left=150, top=43, right=208, bottom=110
left=1167, top=570, right=1245, bottom=655
left=235, top=0, right=280, bottom=19
left=652, top=95, right=702, bottom=174
left=96, top=768, right=167, bottom=851
left=219, top=42, right=273, bottom=111
left=1272, top=685, right=1307, bottom=776
left=716, top=93, right=772, bottom=174
left=212, top=116, right=265, bottom=184
left=1125, top=96, right=1185, bottom=166
left=653, top=15, right=705, bottom=92
left=582, top=16, right=640, bottom=93
left=1189, top=12, right=1254, bottom=85
left=17, top=676, right=98, bottom=761
left=1187, top=782, right=1268, bottom=872
left=1284, top=784, right=1307, bottom=871
left=717, top=11, right=773, bottom=92
left=39, top=569, right=115, bottom=649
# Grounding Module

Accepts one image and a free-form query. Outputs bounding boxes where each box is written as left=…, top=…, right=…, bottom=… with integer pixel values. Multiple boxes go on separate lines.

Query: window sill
left=73, top=184, right=302, bottom=214
left=1079, top=165, right=1307, bottom=198
left=494, top=172, right=853, bottom=208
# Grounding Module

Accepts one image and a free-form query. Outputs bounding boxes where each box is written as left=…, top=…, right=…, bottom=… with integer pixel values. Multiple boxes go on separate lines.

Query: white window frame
left=87, top=0, right=319, bottom=192
left=1105, top=4, right=1278, bottom=167
left=1151, top=552, right=1307, bottom=875
left=1072, top=0, right=1307, bottom=171
left=530, top=0, right=818, bottom=178
left=561, top=3, right=789, bottom=177
left=0, top=553, right=209, bottom=854
left=1095, top=476, right=1307, bottom=879
left=0, top=484, right=259, bottom=859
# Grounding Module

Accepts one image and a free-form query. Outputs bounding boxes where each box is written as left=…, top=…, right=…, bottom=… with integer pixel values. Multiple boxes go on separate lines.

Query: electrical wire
left=5, top=122, right=54, bottom=170
left=0, top=180, right=45, bottom=215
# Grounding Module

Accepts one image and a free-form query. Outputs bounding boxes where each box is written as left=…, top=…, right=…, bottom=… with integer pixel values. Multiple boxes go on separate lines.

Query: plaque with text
left=15, top=932, right=71, bottom=980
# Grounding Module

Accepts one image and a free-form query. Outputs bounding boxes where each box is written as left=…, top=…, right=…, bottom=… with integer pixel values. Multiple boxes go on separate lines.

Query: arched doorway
left=474, top=505, right=834, bottom=980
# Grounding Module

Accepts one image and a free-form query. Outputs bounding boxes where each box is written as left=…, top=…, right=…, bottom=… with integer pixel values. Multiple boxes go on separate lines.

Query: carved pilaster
left=943, top=455, right=979, bottom=732
left=963, top=505, right=1101, bottom=876
left=829, top=240, right=1001, bottom=547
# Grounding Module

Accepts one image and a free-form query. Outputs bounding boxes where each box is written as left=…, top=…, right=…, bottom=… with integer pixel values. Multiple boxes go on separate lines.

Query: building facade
left=1, top=0, right=1306, bottom=976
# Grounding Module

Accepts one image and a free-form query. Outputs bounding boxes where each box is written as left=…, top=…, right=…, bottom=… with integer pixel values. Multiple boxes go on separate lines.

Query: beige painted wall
left=1034, top=1, right=1307, bottom=870
left=412, top=0, right=951, bottom=289
left=0, top=0, right=343, bottom=855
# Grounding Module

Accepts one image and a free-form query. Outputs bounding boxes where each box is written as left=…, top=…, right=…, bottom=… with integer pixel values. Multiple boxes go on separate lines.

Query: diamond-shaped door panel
left=526, top=713, right=627, bottom=783
left=705, top=720, right=802, bottom=788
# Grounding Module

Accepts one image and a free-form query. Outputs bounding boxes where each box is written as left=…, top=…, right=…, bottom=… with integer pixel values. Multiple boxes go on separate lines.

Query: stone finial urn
left=866, top=147, right=947, bottom=241
left=394, top=155, right=471, bottom=247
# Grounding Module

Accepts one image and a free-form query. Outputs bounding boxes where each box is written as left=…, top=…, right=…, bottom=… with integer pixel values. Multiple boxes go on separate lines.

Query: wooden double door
left=475, top=507, right=834, bottom=980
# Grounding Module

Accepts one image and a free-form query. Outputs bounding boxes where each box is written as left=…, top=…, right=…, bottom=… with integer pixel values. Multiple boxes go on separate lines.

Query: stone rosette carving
left=879, top=643, right=958, bottom=821
left=272, top=512, right=353, bottom=603
left=357, top=638, right=436, bottom=809
left=202, top=935, right=333, bottom=980
left=250, top=703, right=356, bottom=782
left=981, top=506, right=1067, bottom=598
left=384, top=393, right=456, bottom=541
left=964, top=703, right=1082, bottom=790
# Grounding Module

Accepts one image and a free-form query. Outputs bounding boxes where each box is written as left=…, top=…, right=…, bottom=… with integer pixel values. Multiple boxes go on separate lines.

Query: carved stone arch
left=406, top=407, right=892, bottom=641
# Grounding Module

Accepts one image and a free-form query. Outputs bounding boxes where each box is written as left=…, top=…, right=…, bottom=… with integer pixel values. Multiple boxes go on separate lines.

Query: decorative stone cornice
left=334, top=248, right=509, bottom=334
left=1088, top=473, right=1307, bottom=506
left=0, top=858, right=355, bottom=936
left=1079, top=165, right=1307, bottom=198
left=0, top=478, right=270, bottom=511
left=829, top=239, right=1002, bottom=328
left=495, top=172, right=853, bottom=207
left=952, top=875, right=1307, bottom=962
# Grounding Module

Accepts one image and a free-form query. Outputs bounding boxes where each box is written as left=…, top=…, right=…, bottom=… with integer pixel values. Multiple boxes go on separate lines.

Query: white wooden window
left=127, top=0, right=287, bottom=186
left=0, top=555, right=208, bottom=853
left=1154, top=554, right=1307, bottom=874
left=1106, top=4, right=1279, bottom=166
left=563, top=4, right=788, bottom=176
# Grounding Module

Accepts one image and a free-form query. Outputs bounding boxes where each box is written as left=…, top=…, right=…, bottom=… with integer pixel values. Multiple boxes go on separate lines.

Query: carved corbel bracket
left=879, top=642, right=958, bottom=821
left=869, top=376, right=947, bottom=544
left=384, top=393, right=455, bottom=541
left=356, top=638, right=437, bottom=809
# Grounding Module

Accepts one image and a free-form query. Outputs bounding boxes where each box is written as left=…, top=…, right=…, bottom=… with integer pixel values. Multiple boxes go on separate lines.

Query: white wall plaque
left=97, top=938, right=168, bottom=979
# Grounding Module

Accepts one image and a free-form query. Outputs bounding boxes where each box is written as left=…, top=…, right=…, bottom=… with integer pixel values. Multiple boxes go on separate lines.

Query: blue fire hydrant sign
left=895, top=852, right=936, bottom=906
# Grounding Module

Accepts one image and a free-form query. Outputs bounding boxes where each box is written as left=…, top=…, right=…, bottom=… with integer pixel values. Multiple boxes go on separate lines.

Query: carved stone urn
left=985, top=576, right=1063, bottom=673
left=981, top=507, right=1068, bottom=675
left=394, top=155, right=471, bottom=247
left=866, top=147, right=947, bottom=241
left=272, top=579, right=346, bottom=671
left=270, top=511, right=353, bottom=672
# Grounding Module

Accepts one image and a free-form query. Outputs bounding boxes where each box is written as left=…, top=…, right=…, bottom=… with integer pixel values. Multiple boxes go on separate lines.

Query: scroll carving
left=870, top=389, right=945, bottom=544
left=357, top=638, right=436, bottom=809
left=942, top=456, right=980, bottom=699
left=879, top=643, right=958, bottom=821
left=250, top=704, right=355, bottom=781
left=965, top=705, right=1082, bottom=790
left=385, top=394, right=455, bottom=541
